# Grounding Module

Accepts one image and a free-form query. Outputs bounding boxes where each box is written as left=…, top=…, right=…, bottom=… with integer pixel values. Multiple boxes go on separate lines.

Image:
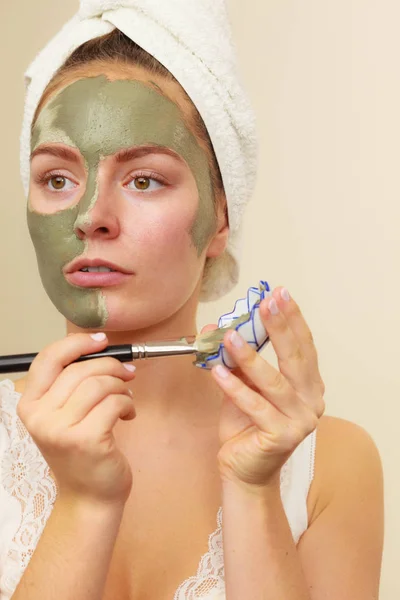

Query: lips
left=64, top=257, right=133, bottom=288
left=65, top=257, right=132, bottom=275
left=65, top=270, right=132, bottom=288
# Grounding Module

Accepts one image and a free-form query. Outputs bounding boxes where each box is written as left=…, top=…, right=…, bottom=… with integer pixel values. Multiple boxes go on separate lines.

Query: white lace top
left=0, top=378, right=317, bottom=600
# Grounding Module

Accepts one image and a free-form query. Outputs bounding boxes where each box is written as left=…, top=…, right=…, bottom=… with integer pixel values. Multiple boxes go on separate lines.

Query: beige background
left=0, top=1, right=398, bottom=597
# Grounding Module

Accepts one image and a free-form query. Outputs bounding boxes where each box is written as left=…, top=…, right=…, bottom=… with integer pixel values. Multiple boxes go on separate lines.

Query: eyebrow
left=114, top=145, right=185, bottom=165
left=30, top=145, right=80, bottom=163
left=30, top=144, right=184, bottom=165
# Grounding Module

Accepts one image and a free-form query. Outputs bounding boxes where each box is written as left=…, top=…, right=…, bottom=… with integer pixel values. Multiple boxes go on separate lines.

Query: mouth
left=64, top=258, right=133, bottom=288
left=65, top=270, right=132, bottom=288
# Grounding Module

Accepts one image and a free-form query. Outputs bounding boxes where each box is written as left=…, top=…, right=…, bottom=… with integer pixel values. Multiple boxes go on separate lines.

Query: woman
left=0, top=2, right=383, bottom=599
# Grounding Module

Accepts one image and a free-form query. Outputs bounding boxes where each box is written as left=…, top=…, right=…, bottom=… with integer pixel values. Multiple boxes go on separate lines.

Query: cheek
left=128, top=206, right=198, bottom=259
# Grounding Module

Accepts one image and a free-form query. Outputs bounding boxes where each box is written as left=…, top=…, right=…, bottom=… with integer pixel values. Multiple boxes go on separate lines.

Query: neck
left=64, top=319, right=223, bottom=430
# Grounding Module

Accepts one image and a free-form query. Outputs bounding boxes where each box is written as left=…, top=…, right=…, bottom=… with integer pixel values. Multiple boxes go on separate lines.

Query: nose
left=73, top=188, right=121, bottom=241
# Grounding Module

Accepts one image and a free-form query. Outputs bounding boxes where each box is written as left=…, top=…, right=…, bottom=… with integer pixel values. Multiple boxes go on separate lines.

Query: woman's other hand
left=204, top=286, right=325, bottom=491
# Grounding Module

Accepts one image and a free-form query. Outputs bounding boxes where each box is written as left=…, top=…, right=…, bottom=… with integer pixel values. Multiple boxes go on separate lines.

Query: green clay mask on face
left=28, top=75, right=216, bottom=328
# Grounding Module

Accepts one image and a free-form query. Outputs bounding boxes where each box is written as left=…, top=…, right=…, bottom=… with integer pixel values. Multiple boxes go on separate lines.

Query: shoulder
left=315, top=413, right=380, bottom=454
left=299, top=415, right=384, bottom=596
left=315, top=414, right=382, bottom=471
left=307, top=414, right=383, bottom=525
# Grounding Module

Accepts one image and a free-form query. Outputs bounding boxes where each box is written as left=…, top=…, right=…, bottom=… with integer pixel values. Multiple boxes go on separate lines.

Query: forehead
left=31, top=75, right=197, bottom=160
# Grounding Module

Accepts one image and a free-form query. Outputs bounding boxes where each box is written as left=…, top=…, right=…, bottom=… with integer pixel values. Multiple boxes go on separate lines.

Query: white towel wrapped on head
left=20, top=0, right=258, bottom=302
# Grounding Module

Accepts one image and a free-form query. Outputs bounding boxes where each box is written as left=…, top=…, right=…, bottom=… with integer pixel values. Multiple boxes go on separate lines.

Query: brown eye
left=134, top=177, right=150, bottom=190
left=46, top=176, right=76, bottom=192
left=49, top=176, right=66, bottom=190
left=125, top=175, right=164, bottom=193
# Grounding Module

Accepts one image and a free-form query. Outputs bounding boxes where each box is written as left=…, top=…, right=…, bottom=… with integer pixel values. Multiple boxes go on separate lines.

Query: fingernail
left=281, top=288, right=290, bottom=302
left=123, top=363, right=136, bottom=372
left=215, top=364, right=230, bottom=379
left=230, top=330, right=245, bottom=348
left=90, top=332, right=107, bottom=341
left=269, top=298, right=279, bottom=315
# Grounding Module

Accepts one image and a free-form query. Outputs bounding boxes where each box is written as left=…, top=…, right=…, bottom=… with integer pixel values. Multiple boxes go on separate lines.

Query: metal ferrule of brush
left=131, top=338, right=197, bottom=359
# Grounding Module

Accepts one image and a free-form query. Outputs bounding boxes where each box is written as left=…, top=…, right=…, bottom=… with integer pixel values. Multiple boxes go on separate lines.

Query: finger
left=258, top=294, right=313, bottom=393
left=223, top=330, right=309, bottom=419
left=272, top=288, right=324, bottom=394
left=228, top=328, right=324, bottom=417
left=224, top=331, right=321, bottom=419
left=270, top=287, right=321, bottom=371
left=44, top=356, right=136, bottom=411
left=24, top=333, right=110, bottom=403
left=61, top=375, right=135, bottom=425
left=81, top=393, right=136, bottom=437
left=211, top=363, right=318, bottom=437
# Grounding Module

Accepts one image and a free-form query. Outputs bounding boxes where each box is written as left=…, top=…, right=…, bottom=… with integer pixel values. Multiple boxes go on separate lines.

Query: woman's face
left=28, top=72, right=226, bottom=331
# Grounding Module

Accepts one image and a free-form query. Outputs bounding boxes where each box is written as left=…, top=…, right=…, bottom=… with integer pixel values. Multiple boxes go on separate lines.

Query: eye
left=47, top=176, right=76, bottom=192
left=125, top=175, right=165, bottom=192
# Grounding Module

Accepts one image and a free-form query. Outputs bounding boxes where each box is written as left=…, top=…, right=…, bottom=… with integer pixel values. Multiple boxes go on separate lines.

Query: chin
left=63, top=294, right=192, bottom=333
left=53, top=273, right=201, bottom=332
left=102, top=295, right=193, bottom=333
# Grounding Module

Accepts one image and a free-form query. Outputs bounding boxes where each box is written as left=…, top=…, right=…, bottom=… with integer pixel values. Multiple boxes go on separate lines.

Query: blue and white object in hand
left=195, top=280, right=273, bottom=370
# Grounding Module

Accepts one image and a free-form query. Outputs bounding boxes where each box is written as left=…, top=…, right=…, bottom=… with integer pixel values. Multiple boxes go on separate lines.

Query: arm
left=222, top=481, right=311, bottom=600
left=297, top=418, right=384, bottom=599
left=10, top=495, right=124, bottom=600
left=222, top=418, right=384, bottom=600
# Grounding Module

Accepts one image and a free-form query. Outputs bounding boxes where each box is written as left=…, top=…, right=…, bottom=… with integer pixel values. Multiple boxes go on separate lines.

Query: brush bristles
left=195, top=328, right=229, bottom=354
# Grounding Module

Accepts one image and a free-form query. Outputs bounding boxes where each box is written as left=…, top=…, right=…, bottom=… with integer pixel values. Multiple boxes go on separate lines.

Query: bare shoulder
left=298, top=415, right=384, bottom=596
left=307, top=414, right=383, bottom=525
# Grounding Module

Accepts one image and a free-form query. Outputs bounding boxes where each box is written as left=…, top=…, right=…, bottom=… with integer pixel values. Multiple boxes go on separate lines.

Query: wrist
left=56, top=492, right=127, bottom=517
left=220, top=473, right=282, bottom=503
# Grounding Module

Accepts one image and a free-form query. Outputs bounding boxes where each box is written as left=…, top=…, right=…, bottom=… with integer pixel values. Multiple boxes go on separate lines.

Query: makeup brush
left=0, top=280, right=272, bottom=374
left=0, top=328, right=230, bottom=375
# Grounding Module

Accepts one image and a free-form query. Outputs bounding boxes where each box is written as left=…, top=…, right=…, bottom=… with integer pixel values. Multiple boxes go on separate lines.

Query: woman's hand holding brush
left=16, top=332, right=137, bottom=507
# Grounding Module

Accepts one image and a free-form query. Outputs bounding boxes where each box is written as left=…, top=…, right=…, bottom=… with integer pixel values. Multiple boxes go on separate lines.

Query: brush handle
left=0, top=345, right=134, bottom=374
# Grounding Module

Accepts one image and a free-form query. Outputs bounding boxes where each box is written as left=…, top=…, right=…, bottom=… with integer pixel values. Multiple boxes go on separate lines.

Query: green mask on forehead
left=27, top=75, right=216, bottom=328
